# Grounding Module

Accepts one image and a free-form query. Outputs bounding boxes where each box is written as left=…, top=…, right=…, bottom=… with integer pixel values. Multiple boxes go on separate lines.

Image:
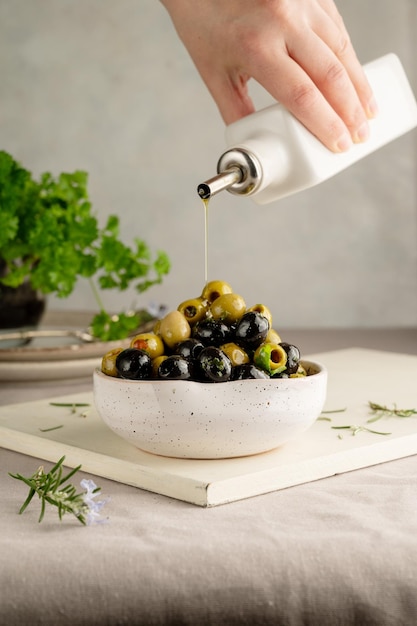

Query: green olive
left=266, top=328, right=282, bottom=344
left=247, top=304, right=273, bottom=328
left=130, top=332, right=165, bottom=359
left=290, top=364, right=307, bottom=378
left=201, top=280, right=233, bottom=303
left=220, top=342, right=250, bottom=366
left=159, top=310, right=191, bottom=349
left=253, top=343, right=287, bottom=376
left=177, top=297, right=209, bottom=325
left=101, top=347, right=124, bottom=377
left=210, top=293, right=246, bottom=324
left=151, top=355, right=168, bottom=378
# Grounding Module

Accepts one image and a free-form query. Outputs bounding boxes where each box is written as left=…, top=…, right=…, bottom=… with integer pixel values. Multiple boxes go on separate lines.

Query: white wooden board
left=0, top=348, right=416, bottom=506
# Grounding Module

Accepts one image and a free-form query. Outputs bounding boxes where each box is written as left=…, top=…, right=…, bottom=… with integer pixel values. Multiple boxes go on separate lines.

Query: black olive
left=197, top=346, right=232, bottom=382
left=232, top=364, right=270, bottom=380
left=192, top=318, right=231, bottom=346
left=234, top=311, right=269, bottom=349
left=158, top=355, right=194, bottom=380
left=279, top=342, right=300, bottom=375
left=174, top=338, right=205, bottom=361
left=116, top=348, right=152, bottom=380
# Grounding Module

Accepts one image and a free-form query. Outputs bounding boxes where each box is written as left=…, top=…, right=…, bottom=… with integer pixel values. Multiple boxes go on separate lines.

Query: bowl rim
left=93, top=358, right=327, bottom=386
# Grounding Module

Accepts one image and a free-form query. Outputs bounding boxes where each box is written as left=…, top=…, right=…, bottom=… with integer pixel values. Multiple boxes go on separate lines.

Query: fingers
left=241, top=3, right=378, bottom=152
left=252, top=52, right=354, bottom=152
left=312, top=4, right=378, bottom=119
left=286, top=30, right=370, bottom=146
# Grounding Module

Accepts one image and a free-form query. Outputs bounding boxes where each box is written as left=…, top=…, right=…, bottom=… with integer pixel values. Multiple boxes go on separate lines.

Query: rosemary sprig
left=331, top=424, right=391, bottom=437
left=317, top=400, right=415, bottom=439
left=49, top=402, right=90, bottom=407
left=9, top=456, right=108, bottom=525
left=317, top=407, right=347, bottom=422
left=367, top=401, right=417, bottom=423
left=39, top=425, right=64, bottom=433
left=49, top=402, right=90, bottom=415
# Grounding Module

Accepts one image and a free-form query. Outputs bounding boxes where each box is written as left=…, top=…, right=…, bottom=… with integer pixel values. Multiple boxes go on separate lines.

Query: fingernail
left=366, top=96, right=379, bottom=119
left=353, top=121, right=370, bottom=144
left=335, top=133, right=352, bottom=153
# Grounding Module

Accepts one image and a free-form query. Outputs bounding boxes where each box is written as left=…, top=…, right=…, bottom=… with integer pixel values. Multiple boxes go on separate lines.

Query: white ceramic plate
left=0, top=328, right=131, bottom=362
left=0, top=327, right=106, bottom=379
left=0, top=356, right=101, bottom=381
left=0, top=318, right=155, bottom=381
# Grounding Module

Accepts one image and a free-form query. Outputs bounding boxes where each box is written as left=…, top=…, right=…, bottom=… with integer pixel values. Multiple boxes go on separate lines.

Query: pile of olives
left=101, top=280, right=306, bottom=383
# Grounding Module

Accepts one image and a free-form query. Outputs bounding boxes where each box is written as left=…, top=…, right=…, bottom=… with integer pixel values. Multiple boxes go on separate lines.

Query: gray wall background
left=1, top=0, right=416, bottom=328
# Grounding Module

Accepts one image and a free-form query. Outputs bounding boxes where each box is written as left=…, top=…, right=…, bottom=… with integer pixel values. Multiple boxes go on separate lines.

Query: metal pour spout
left=197, top=167, right=242, bottom=200
left=197, top=148, right=262, bottom=200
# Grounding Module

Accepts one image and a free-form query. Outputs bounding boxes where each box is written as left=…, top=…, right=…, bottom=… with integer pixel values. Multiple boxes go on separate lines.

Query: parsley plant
left=0, top=151, right=170, bottom=340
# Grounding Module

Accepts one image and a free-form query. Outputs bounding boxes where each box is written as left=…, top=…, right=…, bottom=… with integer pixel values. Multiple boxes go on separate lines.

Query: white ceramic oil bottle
left=197, top=53, right=417, bottom=205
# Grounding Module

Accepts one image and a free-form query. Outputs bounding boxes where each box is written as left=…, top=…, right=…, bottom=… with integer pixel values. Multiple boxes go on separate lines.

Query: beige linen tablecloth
left=1, top=328, right=417, bottom=626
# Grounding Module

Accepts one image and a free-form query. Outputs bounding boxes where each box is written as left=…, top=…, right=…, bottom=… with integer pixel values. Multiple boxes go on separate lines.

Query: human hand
left=161, top=0, right=378, bottom=153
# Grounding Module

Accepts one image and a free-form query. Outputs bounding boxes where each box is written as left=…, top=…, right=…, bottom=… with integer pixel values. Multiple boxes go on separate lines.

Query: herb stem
left=88, top=277, right=106, bottom=313
left=331, top=424, right=391, bottom=436
left=49, top=402, right=90, bottom=408
left=367, top=401, right=417, bottom=423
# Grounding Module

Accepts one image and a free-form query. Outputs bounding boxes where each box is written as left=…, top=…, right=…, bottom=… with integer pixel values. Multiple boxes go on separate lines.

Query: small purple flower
left=80, top=478, right=109, bottom=525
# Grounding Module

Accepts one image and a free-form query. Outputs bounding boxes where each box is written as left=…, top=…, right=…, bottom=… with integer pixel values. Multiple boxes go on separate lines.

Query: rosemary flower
left=80, top=478, right=109, bottom=525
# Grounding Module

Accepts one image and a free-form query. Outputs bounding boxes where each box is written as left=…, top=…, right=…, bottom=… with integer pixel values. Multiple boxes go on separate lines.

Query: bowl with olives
left=93, top=281, right=327, bottom=459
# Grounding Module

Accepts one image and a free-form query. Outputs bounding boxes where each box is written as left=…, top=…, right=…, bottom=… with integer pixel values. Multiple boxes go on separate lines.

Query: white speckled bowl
left=93, top=360, right=327, bottom=459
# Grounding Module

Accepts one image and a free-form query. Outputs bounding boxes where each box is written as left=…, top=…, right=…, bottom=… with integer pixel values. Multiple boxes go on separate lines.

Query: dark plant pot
left=0, top=281, right=46, bottom=329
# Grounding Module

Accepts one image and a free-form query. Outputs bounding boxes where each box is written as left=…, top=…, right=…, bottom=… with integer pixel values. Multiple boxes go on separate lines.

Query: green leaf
left=154, top=250, right=171, bottom=276
left=90, top=310, right=140, bottom=341
left=104, top=214, right=120, bottom=235
left=0, top=214, right=19, bottom=247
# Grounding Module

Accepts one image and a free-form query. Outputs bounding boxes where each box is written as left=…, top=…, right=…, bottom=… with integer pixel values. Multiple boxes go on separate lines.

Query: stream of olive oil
left=202, top=197, right=209, bottom=284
